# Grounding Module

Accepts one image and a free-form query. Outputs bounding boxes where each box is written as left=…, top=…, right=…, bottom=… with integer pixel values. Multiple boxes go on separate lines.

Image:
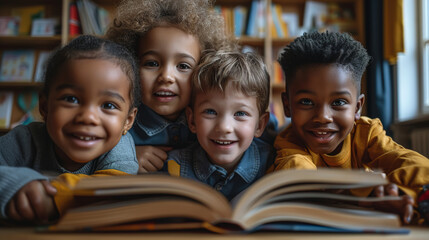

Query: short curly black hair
left=278, top=31, right=370, bottom=94
left=42, top=35, right=141, bottom=110
left=106, top=0, right=236, bottom=57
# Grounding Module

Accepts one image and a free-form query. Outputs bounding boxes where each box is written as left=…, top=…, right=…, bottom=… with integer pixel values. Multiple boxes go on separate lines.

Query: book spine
left=246, top=0, right=258, bottom=37
left=69, top=3, right=81, bottom=36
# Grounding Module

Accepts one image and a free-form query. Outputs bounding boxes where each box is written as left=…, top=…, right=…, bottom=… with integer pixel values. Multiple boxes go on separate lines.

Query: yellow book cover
left=11, top=6, right=45, bottom=35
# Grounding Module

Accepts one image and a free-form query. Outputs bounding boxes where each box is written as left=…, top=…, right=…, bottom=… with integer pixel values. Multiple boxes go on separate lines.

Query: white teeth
left=78, top=136, right=95, bottom=141
left=155, top=91, right=174, bottom=96
left=214, top=140, right=232, bottom=145
left=316, top=132, right=328, bottom=135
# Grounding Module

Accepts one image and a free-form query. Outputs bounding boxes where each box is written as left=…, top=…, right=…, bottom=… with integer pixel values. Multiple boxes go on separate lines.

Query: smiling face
left=39, top=59, right=136, bottom=171
left=138, top=27, right=201, bottom=121
left=187, top=83, right=269, bottom=172
left=282, top=64, right=364, bottom=155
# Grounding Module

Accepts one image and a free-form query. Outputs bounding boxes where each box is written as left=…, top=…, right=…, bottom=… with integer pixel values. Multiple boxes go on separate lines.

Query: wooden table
left=1, top=226, right=429, bottom=240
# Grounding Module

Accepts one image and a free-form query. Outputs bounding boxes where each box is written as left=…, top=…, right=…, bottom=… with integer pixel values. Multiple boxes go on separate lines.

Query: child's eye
left=177, top=63, right=192, bottom=70
left=299, top=98, right=313, bottom=106
left=101, top=102, right=119, bottom=110
left=332, top=99, right=348, bottom=106
left=61, top=95, right=78, bottom=104
left=143, top=60, right=159, bottom=68
left=234, top=111, right=249, bottom=117
left=203, top=109, right=217, bottom=115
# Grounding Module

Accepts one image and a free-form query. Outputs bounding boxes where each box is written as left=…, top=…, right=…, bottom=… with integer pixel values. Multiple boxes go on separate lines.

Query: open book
left=48, top=169, right=409, bottom=233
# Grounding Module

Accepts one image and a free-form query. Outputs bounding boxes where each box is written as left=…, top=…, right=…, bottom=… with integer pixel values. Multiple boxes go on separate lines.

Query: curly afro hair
left=106, top=0, right=236, bottom=57
left=278, top=31, right=370, bottom=94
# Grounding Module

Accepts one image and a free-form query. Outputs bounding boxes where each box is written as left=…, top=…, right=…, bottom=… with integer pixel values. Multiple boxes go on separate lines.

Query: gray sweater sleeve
left=0, top=125, right=49, bottom=218
left=94, top=132, right=139, bottom=174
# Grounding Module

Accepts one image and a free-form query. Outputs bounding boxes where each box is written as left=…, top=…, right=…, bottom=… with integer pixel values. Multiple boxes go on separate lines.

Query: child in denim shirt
left=162, top=50, right=275, bottom=200
left=106, top=0, right=235, bottom=173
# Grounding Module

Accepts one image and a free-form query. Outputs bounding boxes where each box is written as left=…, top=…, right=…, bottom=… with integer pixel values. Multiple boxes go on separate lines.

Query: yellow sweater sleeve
left=50, top=169, right=131, bottom=216
left=359, top=118, right=429, bottom=202
left=273, top=126, right=317, bottom=171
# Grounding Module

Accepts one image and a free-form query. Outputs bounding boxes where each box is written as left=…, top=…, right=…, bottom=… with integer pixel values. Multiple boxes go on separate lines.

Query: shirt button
left=215, top=184, right=222, bottom=191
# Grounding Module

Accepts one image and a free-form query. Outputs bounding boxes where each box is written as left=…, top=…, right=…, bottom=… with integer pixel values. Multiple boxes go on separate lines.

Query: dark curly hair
left=278, top=31, right=370, bottom=94
left=106, top=0, right=236, bottom=57
left=42, top=35, right=141, bottom=110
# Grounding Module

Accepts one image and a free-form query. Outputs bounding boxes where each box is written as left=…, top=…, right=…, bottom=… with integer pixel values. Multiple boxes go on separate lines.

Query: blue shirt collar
left=192, top=142, right=260, bottom=183
left=134, top=104, right=188, bottom=136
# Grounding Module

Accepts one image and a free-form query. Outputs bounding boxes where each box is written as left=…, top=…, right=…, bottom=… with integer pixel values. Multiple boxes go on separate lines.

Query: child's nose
left=216, top=116, right=233, bottom=134
left=158, top=65, right=175, bottom=84
left=75, top=106, right=100, bottom=125
left=313, top=104, right=333, bottom=123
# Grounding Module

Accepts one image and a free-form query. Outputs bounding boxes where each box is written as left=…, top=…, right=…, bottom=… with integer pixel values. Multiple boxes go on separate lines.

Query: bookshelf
left=0, top=0, right=118, bottom=134
left=0, top=0, right=365, bottom=133
left=215, top=0, right=365, bottom=127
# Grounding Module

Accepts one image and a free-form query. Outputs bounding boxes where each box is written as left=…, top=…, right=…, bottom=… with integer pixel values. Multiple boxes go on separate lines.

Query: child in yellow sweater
left=272, top=31, right=429, bottom=224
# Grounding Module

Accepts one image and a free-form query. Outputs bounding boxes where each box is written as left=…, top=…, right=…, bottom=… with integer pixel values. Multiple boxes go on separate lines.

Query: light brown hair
left=191, top=50, right=270, bottom=115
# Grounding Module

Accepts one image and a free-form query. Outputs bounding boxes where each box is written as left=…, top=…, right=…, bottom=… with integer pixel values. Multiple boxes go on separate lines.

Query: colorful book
left=11, top=6, right=45, bottom=35
left=34, top=51, right=51, bottom=82
left=0, top=50, right=35, bottom=82
left=233, top=6, right=248, bottom=37
left=0, top=91, right=13, bottom=129
left=69, top=2, right=82, bottom=36
left=47, top=169, right=408, bottom=234
left=245, top=0, right=259, bottom=37
left=0, top=16, right=20, bottom=36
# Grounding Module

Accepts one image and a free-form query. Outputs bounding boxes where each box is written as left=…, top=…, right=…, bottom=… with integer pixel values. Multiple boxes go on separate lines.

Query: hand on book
left=136, top=145, right=172, bottom=173
left=360, top=183, right=414, bottom=224
left=7, top=180, right=58, bottom=224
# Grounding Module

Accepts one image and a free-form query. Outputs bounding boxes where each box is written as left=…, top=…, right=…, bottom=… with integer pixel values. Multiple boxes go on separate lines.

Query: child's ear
left=281, top=92, right=291, bottom=117
left=254, top=112, right=270, bottom=138
left=355, top=94, right=365, bottom=120
left=186, top=106, right=197, bottom=133
left=123, top=107, right=137, bottom=132
left=39, top=93, right=48, bottom=122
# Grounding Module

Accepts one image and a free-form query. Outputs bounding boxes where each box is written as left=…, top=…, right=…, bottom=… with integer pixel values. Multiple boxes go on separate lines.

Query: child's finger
left=385, top=183, right=399, bottom=196
left=158, top=146, right=173, bottom=152
left=373, top=185, right=384, bottom=197
left=140, top=159, right=160, bottom=172
left=6, top=199, right=22, bottom=221
left=403, top=195, right=414, bottom=224
left=152, top=147, right=169, bottom=161
left=41, top=180, right=57, bottom=196
left=16, top=192, right=35, bottom=221
left=26, top=182, right=50, bottom=223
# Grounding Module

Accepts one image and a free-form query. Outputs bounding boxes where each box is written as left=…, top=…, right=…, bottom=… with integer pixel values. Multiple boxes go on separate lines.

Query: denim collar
left=193, top=141, right=260, bottom=183
left=134, top=104, right=188, bottom=137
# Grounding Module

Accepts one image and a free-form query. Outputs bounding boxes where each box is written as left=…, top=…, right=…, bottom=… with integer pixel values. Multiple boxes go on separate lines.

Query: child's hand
left=7, top=180, right=58, bottom=224
left=136, top=145, right=172, bottom=173
left=362, top=183, right=414, bottom=224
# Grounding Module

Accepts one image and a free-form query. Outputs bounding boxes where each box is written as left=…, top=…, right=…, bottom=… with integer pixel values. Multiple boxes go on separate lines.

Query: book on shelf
left=0, top=16, right=20, bottom=36
left=34, top=51, right=51, bottom=82
left=0, top=91, right=14, bottom=129
left=11, top=6, right=45, bottom=36
left=303, top=1, right=328, bottom=31
left=0, top=50, right=35, bottom=82
left=233, top=6, right=248, bottom=38
left=69, top=2, right=82, bottom=36
left=76, top=0, right=110, bottom=35
left=47, top=169, right=409, bottom=234
left=31, top=18, right=59, bottom=37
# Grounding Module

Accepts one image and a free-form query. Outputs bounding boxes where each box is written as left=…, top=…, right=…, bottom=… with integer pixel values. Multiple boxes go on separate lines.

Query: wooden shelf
left=0, top=82, right=43, bottom=89
left=0, top=36, right=62, bottom=48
